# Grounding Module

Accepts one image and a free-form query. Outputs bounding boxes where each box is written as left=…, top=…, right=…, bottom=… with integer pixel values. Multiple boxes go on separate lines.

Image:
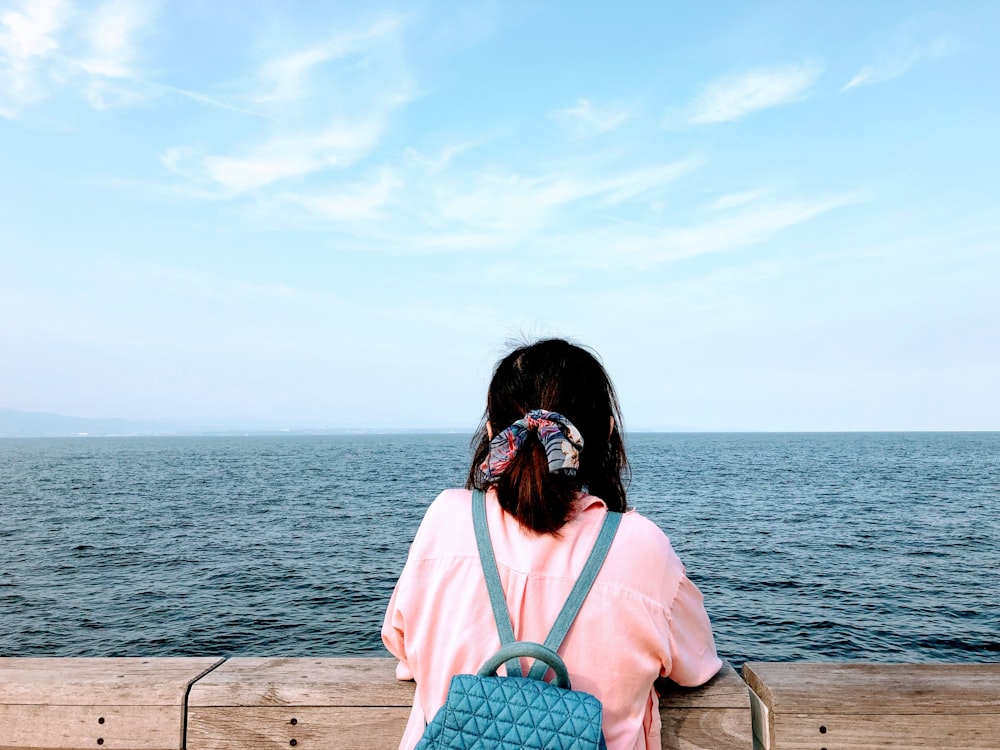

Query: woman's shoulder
left=597, top=504, right=687, bottom=600
left=609, top=505, right=677, bottom=555
left=408, top=488, right=475, bottom=553
left=573, top=494, right=679, bottom=559
left=425, top=487, right=473, bottom=516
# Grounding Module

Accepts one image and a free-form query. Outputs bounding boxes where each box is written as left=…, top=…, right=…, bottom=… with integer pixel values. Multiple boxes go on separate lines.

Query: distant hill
left=0, top=408, right=176, bottom=437
left=0, top=408, right=473, bottom=437
left=0, top=408, right=703, bottom=437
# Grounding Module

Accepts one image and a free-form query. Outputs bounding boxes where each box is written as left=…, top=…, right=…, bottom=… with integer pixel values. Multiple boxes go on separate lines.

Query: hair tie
left=479, top=409, right=584, bottom=483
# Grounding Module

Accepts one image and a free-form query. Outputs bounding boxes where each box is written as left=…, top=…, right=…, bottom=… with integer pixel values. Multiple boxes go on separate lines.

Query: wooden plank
left=743, top=663, right=1000, bottom=750
left=658, top=662, right=752, bottom=749
left=660, top=707, right=750, bottom=750
left=742, top=662, right=1000, bottom=715
left=0, top=658, right=222, bottom=706
left=186, top=706, right=410, bottom=750
left=657, top=661, right=750, bottom=709
left=188, top=658, right=751, bottom=749
left=0, top=656, right=753, bottom=748
left=770, top=713, right=1000, bottom=750
left=0, top=658, right=222, bottom=750
left=186, top=658, right=414, bottom=708
left=0, top=705, right=179, bottom=750
left=748, top=687, right=771, bottom=750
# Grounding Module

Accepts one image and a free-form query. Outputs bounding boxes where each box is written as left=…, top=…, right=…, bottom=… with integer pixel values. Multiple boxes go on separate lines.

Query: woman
left=382, top=338, right=721, bottom=750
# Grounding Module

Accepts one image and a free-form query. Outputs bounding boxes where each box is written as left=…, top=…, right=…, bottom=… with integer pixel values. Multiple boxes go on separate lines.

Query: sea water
left=1, top=432, right=998, bottom=666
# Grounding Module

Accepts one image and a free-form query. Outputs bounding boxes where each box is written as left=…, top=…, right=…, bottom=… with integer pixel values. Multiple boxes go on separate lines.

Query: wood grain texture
left=743, top=663, right=1000, bottom=750
left=188, top=658, right=751, bottom=749
left=770, top=713, right=1000, bottom=750
left=660, top=707, right=751, bottom=750
left=186, top=658, right=415, bottom=707
left=748, top=687, right=771, bottom=750
left=657, top=661, right=750, bottom=710
left=186, top=706, right=410, bottom=750
left=658, top=662, right=753, bottom=749
left=0, top=657, right=753, bottom=748
left=0, top=658, right=222, bottom=750
left=0, top=704, right=180, bottom=750
left=742, top=662, right=1000, bottom=714
left=0, top=658, right=223, bottom=706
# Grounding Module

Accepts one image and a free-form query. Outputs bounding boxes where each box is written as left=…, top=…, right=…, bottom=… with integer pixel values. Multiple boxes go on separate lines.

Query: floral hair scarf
left=479, top=409, right=584, bottom=483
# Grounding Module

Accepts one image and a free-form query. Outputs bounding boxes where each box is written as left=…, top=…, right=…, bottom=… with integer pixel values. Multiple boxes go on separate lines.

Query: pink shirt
left=382, top=488, right=722, bottom=750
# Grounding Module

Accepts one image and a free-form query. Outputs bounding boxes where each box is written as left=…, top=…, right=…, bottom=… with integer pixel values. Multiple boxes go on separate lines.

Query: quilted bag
left=415, top=490, right=621, bottom=749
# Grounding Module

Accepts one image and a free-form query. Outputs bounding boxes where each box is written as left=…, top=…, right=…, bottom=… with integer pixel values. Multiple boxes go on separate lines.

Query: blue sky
left=1, top=1, right=998, bottom=431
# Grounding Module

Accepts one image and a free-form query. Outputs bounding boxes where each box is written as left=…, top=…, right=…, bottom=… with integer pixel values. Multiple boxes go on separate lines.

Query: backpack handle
left=477, top=641, right=572, bottom=690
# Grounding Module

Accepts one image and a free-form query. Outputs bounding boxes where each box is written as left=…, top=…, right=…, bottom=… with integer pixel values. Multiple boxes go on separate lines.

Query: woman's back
left=382, top=488, right=721, bottom=750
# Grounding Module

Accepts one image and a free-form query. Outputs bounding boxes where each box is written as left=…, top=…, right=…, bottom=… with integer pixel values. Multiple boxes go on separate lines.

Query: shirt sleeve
left=382, top=492, right=448, bottom=682
left=664, top=573, right=723, bottom=686
left=381, top=577, right=414, bottom=680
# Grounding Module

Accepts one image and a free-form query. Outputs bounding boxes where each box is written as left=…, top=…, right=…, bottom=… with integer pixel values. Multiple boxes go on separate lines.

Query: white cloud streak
left=402, top=138, right=489, bottom=174
left=644, top=194, right=854, bottom=263
left=333, top=159, right=756, bottom=266
left=161, top=16, right=413, bottom=193
left=710, top=189, right=769, bottom=211
left=76, top=0, right=157, bottom=78
left=550, top=97, right=631, bottom=136
left=0, top=0, right=65, bottom=58
left=559, top=193, right=857, bottom=269
left=0, top=0, right=160, bottom=117
left=150, top=81, right=267, bottom=117
left=0, top=0, right=71, bottom=116
left=417, top=158, right=702, bottom=238
left=236, top=155, right=705, bottom=258
left=202, top=123, right=385, bottom=192
left=251, top=16, right=404, bottom=105
left=164, top=111, right=400, bottom=195
left=272, top=168, right=402, bottom=221
left=842, top=35, right=950, bottom=91
left=685, top=62, right=823, bottom=124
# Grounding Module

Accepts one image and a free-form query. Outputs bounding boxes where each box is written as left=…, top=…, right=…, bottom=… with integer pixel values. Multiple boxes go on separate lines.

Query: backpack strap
left=526, top=506, right=621, bottom=681
left=472, top=488, right=522, bottom=677
left=472, top=488, right=622, bottom=682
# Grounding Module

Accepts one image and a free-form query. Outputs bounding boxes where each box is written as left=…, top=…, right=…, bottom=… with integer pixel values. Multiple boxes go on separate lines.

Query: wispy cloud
left=0, top=0, right=66, bottom=58
left=75, top=0, right=157, bottom=78
left=0, top=0, right=161, bottom=117
left=161, top=16, right=413, bottom=194
left=561, top=193, right=857, bottom=269
left=0, top=0, right=71, bottom=116
left=149, top=81, right=267, bottom=118
left=207, top=123, right=385, bottom=193
left=842, top=32, right=951, bottom=91
left=402, top=137, right=490, bottom=174
left=646, top=194, right=854, bottom=263
left=238, top=155, right=704, bottom=258
left=271, top=168, right=402, bottom=221
left=321, top=185, right=855, bottom=273
left=412, top=158, right=702, bottom=239
left=710, top=189, right=769, bottom=211
left=0, top=0, right=261, bottom=118
left=550, top=97, right=631, bottom=136
left=683, top=61, right=823, bottom=125
left=251, top=16, right=404, bottom=106
left=163, top=113, right=400, bottom=195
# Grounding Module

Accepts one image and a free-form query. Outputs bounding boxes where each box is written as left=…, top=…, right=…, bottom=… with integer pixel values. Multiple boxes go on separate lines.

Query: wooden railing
left=0, top=657, right=746, bottom=749
left=743, top=662, right=1000, bottom=750
left=2, top=657, right=998, bottom=749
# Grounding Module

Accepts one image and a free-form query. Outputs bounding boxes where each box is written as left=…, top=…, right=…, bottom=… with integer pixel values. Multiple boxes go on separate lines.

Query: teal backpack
left=415, top=489, right=622, bottom=750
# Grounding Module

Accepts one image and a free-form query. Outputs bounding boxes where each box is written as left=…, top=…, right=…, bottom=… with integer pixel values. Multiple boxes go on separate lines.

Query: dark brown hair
left=466, top=338, right=630, bottom=534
